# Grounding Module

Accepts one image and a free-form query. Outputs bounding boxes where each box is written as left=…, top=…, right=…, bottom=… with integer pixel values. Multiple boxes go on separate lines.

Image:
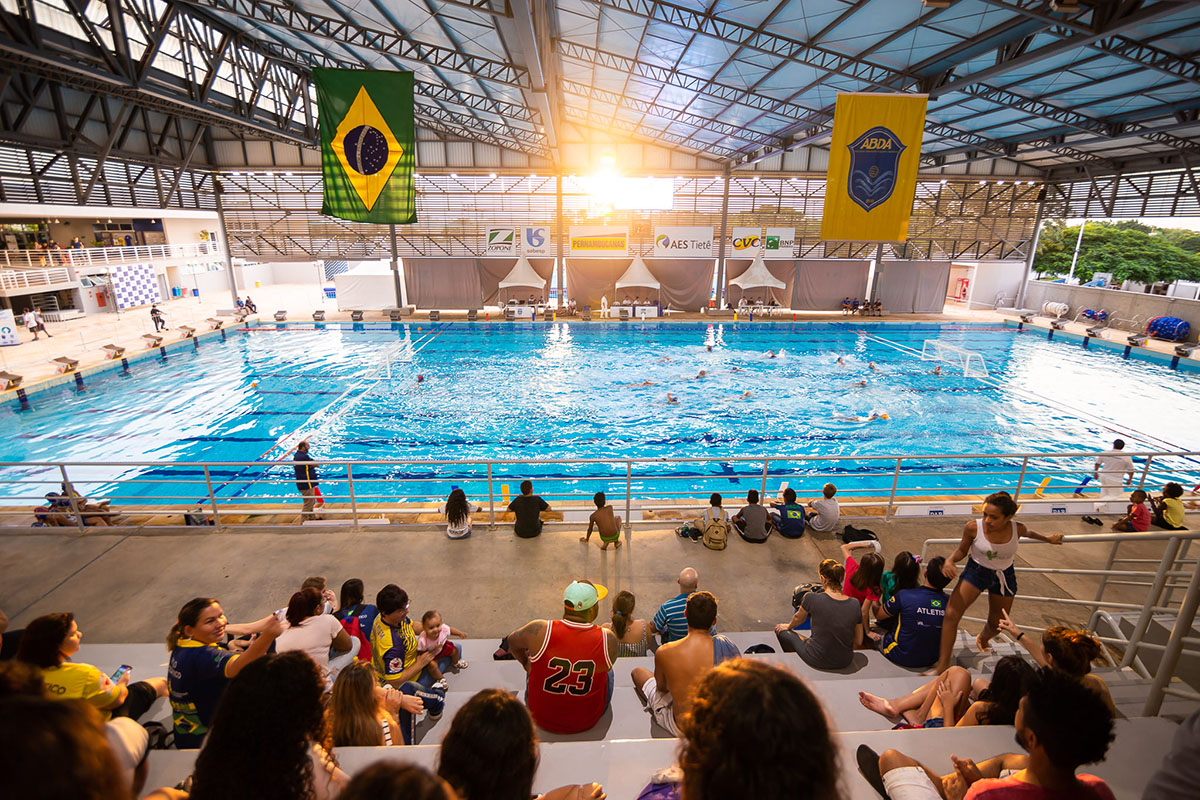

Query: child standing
left=1112, top=490, right=1151, bottom=532
left=417, top=610, right=468, bottom=690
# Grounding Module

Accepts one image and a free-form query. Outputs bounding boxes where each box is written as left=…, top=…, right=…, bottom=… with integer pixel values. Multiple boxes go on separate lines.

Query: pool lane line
left=856, top=328, right=1200, bottom=464
left=199, top=324, right=451, bottom=500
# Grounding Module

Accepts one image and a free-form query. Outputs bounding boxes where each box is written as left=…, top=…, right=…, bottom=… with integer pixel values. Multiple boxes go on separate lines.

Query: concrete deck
left=0, top=513, right=1173, bottom=645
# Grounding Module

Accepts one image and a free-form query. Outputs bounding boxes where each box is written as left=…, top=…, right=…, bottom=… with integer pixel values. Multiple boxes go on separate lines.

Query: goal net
left=921, top=339, right=989, bottom=378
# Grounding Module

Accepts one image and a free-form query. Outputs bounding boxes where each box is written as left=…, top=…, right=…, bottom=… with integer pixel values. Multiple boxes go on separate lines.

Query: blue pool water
left=2, top=321, right=1198, bottom=506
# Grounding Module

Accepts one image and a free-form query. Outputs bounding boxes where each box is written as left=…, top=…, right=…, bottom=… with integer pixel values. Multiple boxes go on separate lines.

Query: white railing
left=920, top=530, right=1200, bottom=718
left=0, top=449, right=1195, bottom=531
left=0, top=266, right=74, bottom=290
left=0, top=241, right=221, bottom=269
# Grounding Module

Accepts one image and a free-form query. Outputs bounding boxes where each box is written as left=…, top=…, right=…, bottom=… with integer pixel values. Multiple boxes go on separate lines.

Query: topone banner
left=569, top=226, right=629, bottom=256
left=485, top=227, right=517, bottom=256
left=652, top=226, right=714, bottom=258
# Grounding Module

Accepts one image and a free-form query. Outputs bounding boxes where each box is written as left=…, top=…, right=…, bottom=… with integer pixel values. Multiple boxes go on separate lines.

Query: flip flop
left=1087, top=516, right=1104, bottom=527
left=856, top=744, right=890, bottom=799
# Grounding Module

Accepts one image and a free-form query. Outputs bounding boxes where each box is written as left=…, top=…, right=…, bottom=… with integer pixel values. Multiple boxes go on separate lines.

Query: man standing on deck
left=294, top=440, right=322, bottom=521
left=1093, top=438, right=1135, bottom=514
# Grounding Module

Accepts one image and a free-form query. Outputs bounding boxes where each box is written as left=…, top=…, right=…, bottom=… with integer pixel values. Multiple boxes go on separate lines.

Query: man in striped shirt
left=650, top=567, right=706, bottom=645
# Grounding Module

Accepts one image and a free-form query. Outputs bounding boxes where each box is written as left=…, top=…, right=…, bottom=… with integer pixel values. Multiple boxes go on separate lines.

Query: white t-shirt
left=700, top=506, right=729, bottom=526
left=276, top=614, right=344, bottom=673
left=1095, top=450, right=1134, bottom=483
left=439, top=502, right=481, bottom=538
left=807, top=498, right=840, bottom=532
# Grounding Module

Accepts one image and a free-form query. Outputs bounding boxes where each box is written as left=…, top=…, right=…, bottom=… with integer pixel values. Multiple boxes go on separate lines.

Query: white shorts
left=640, top=676, right=681, bottom=737
left=882, top=766, right=941, bottom=800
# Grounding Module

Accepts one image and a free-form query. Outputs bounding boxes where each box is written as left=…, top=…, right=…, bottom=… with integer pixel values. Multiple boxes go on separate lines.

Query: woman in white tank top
left=933, top=491, right=1063, bottom=674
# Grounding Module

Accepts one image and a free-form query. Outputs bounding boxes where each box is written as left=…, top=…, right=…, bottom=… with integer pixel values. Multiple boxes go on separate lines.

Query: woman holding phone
left=16, top=611, right=168, bottom=721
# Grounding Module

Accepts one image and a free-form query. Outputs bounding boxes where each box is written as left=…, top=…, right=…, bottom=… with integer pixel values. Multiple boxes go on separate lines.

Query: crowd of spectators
left=1, top=480, right=1190, bottom=799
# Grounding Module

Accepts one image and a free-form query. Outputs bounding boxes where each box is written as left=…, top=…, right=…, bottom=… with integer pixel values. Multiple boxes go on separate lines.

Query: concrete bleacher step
left=142, top=717, right=1179, bottom=800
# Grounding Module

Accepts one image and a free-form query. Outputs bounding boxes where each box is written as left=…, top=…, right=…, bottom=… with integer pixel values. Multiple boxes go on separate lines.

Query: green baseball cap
left=564, top=580, right=608, bottom=611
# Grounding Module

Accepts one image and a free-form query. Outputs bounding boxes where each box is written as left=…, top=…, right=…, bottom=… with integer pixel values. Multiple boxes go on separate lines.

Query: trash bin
left=191, top=289, right=199, bottom=297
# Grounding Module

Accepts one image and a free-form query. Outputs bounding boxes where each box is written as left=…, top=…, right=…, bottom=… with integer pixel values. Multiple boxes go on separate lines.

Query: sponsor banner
left=523, top=226, right=551, bottom=256
left=820, top=92, right=928, bottom=242
left=485, top=226, right=517, bottom=256
left=764, top=227, right=795, bottom=259
left=730, top=227, right=761, bottom=255
left=569, top=225, right=629, bottom=256
left=652, top=226, right=714, bottom=258
left=0, top=309, right=17, bottom=346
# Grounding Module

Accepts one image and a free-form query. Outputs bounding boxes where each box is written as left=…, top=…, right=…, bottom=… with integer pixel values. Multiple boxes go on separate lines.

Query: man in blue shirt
left=770, top=488, right=806, bottom=539
left=877, top=557, right=952, bottom=669
left=293, top=440, right=321, bottom=520
left=650, top=567, right=720, bottom=646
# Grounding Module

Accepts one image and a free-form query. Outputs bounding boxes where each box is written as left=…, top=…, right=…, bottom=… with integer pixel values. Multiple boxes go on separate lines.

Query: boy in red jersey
left=506, top=580, right=620, bottom=734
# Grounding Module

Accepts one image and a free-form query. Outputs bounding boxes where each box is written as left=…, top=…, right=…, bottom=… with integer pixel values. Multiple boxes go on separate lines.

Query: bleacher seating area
left=62, top=624, right=1185, bottom=799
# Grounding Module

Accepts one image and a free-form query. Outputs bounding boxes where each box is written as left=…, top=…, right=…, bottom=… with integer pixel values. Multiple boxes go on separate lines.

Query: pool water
left=2, top=321, right=1197, bottom=505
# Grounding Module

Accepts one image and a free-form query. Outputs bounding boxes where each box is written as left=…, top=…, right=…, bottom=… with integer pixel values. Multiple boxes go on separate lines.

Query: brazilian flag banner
left=820, top=92, right=927, bottom=242
left=314, top=68, right=417, bottom=224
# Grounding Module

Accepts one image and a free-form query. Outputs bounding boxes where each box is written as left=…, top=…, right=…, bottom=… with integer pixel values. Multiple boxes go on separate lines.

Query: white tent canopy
left=730, top=255, right=785, bottom=289
left=497, top=255, right=545, bottom=289
left=615, top=255, right=660, bottom=289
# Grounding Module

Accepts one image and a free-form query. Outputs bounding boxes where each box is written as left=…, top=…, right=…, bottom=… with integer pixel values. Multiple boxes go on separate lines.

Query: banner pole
left=556, top=174, right=565, bottom=308
left=715, top=168, right=731, bottom=309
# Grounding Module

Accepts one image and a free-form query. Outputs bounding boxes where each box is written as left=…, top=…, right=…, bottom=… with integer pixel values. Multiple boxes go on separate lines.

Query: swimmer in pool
left=869, top=361, right=878, bottom=371
left=624, top=380, right=657, bottom=388
left=838, top=411, right=888, bottom=423
left=853, top=379, right=867, bottom=387
left=739, top=391, right=752, bottom=400
left=666, top=393, right=679, bottom=405
left=932, top=365, right=943, bottom=376
left=836, top=356, right=847, bottom=367
left=695, top=370, right=707, bottom=379
left=765, top=350, right=777, bottom=358
left=705, top=344, right=713, bottom=352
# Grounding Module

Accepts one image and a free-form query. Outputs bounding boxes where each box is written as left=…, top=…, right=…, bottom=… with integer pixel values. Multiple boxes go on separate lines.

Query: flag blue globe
left=343, top=125, right=389, bottom=175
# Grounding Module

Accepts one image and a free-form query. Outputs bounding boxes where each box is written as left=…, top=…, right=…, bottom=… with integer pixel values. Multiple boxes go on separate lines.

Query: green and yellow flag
left=820, top=92, right=927, bottom=242
left=314, top=68, right=417, bottom=224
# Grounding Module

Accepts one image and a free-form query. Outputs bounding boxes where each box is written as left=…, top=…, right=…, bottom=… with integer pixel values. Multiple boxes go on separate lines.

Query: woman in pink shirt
left=841, top=541, right=885, bottom=637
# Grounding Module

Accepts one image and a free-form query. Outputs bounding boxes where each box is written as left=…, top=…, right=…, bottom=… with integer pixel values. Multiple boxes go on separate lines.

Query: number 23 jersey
left=528, top=619, right=612, bottom=733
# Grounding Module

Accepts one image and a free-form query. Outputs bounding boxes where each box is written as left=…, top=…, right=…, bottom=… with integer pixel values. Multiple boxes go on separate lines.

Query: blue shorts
left=960, top=557, right=1017, bottom=597
left=923, top=717, right=944, bottom=729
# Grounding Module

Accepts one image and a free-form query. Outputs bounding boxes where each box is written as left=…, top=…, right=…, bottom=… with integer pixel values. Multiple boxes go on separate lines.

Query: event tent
left=497, top=255, right=546, bottom=300
left=729, top=255, right=785, bottom=290
left=615, top=256, right=660, bottom=302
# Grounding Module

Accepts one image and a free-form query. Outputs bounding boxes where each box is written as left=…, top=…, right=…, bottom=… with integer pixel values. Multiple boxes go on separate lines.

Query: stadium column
left=214, top=180, right=239, bottom=305
left=390, top=224, right=407, bottom=307
left=866, top=243, right=883, bottom=303
left=715, top=168, right=731, bottom=308
left=556, top=174, right=565, bottom=307
left=1016, top=189, right=1047, bottom=309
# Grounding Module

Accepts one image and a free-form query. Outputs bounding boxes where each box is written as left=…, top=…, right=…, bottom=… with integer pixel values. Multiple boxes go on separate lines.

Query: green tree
left=1034, top=221, right=1200, bottom=284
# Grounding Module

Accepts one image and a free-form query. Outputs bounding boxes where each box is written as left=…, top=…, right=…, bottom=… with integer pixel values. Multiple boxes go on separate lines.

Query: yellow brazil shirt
left=43, top=662, right=122, bottom=720
left=370, top=616, right=417, bottom=685
left=1163, top=497, right=1185, bottom=529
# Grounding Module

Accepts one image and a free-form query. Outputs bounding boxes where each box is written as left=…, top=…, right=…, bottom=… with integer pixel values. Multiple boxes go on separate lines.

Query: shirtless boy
left=581, top=491, right=624, bottom=550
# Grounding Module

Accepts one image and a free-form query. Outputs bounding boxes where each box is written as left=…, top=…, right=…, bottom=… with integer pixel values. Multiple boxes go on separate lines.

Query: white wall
left=182, top=269, right=235, bottom=297
left=262, top=261, right=324, bottom=284
left=958, top=261, right=1027, bottom=309
left=235, top=262, right=275, bottom=289
left=162, top=217, right=219, bottom=247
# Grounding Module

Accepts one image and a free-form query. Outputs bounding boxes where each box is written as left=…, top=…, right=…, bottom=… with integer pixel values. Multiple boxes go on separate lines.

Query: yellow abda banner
left=820, top=92, right=928, bottom=242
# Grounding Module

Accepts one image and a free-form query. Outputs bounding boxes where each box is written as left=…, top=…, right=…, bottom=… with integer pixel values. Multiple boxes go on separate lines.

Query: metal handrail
left=921, top=530, right=1200, bottom=718
left=0, top=241, right=221, bottom=269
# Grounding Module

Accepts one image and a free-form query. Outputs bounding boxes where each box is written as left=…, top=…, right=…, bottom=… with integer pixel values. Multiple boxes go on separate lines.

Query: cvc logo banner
left=652, top=226, right=714, bottom=258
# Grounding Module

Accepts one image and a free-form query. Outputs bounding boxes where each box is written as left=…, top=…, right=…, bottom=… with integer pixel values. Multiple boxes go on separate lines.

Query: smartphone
left=110, top=665, right=131, bottom=682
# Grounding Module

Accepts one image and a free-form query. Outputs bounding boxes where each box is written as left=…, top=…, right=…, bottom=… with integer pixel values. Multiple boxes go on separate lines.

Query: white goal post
left=921, top=339, right=989, bottom=378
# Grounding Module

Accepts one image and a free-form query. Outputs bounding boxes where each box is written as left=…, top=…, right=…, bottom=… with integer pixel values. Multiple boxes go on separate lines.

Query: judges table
left=617, top=304, right=661, bottom=318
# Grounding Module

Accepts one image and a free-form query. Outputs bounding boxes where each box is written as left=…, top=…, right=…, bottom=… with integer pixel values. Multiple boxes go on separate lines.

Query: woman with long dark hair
left=998, top=612, right=1115, bottom=712
left=934, top=490, right=1064, bottom=673
left=17, top=611, right=167, bottom=721
left=859, top=654, right=1034, bottom=728
left=189, top=652, right=347, bottom=800
left=679, top=659, right=841, bottom=800
left=166, top=597, right=281, bottom=749
left=276, top=587, right=354, bottom=687
left=438, top=688, right=604, bottom=800
left=328, top=660, right=418, bottom=747
left=602, top=590, right=648, bottom=657
left=440, top=488, right=480, bottom=539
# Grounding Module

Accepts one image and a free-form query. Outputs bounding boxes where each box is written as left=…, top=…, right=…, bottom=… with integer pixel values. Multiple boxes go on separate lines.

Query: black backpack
left=841, top=524, right=878, bottom=544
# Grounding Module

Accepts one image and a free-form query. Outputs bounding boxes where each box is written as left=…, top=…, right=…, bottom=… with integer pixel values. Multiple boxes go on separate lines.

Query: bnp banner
left=763, top=227, right=795, bottom=259
left=485, top=227, right=517, bottom=256
left=523, top=226, right=551, bottom=256
left=730, top=227, right=761, bottom=255
left=569, top=226, right=628, bottom=256
left=820, top=92, right=927, bottom=242
left=0, top=309, right=18, bottom=346
left=653, top=226, right=714, bottom=258
left=314, top=68, right=417, bottom=224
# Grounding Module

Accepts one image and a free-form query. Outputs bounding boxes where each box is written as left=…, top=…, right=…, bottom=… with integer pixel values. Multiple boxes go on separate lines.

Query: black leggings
left=111, top=681, right=159, bottom=721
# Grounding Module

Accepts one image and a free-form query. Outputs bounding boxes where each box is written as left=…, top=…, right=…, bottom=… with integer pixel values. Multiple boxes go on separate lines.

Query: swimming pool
left=2, top=320, right=1198, bottom=507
